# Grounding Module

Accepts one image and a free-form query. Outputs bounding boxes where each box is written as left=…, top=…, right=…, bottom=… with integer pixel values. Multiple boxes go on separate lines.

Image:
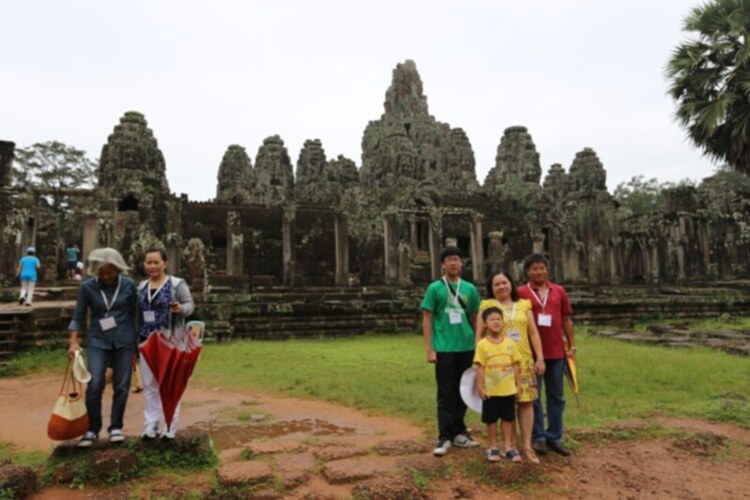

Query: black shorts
left=481, top=395, right=516, bottom=424
left=67, top=261, right=77, bottom=271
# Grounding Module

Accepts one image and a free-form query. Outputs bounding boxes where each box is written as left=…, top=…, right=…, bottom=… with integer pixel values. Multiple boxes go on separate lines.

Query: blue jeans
left=533, top=358, right=566, bottom=443
left=85, top=344, right=135, bottom=434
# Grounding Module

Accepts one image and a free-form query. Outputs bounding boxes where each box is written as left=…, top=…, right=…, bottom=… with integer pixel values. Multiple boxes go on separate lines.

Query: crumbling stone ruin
left=216, top=145, right=254, bottom=205
left=4, top=59, right=750, bottom=294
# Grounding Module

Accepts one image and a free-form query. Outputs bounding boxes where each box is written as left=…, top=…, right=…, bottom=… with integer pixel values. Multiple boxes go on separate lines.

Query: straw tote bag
left=47, top=358, right=89, bottom=441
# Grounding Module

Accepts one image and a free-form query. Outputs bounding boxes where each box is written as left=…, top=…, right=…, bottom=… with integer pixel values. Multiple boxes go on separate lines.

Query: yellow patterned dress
left=479, top=298, right=538, bottom=402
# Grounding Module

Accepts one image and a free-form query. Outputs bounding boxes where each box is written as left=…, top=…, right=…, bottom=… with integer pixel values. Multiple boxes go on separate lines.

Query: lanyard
left=147, top=277, right=168, bottom=305
left=499, top=300, right=516, bottom=321
left=443, top=277, right=462, bottom=307
left=99, top=276, right=121, bottom=315
left=528, top=286, right=549, bottom=311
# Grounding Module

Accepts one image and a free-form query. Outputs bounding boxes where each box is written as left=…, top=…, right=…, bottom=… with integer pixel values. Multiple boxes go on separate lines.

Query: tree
left=12, top=141, right=98, bottom=247
left=12, top=141, right=97, bottom=192
left=666, top=0, right=750, bottom=173
left=614, top=175, right=665, bottom=216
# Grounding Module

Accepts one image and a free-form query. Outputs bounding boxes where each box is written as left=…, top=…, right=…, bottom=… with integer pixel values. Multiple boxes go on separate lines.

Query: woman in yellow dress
left=475, top=271, right=546, bottom=463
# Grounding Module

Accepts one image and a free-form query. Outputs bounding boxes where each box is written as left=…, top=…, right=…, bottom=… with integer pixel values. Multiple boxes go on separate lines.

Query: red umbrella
left=139, top=328, right=202, bottom=426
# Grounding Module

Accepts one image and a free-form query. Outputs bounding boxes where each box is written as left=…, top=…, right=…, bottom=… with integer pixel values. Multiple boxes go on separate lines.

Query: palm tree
left=666, top=0, right=750, bottom=173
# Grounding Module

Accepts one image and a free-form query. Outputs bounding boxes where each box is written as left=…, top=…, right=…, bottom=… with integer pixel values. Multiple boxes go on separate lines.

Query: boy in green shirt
left=421, top=246, right=481, bottom=456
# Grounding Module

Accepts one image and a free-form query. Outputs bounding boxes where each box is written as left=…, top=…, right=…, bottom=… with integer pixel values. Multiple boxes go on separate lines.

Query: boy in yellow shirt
left=474, top=306, right=522, bottom=462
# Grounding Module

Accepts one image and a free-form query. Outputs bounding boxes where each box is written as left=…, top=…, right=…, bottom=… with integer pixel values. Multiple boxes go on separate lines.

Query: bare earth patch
left=1, top=374, right=749, bottom=498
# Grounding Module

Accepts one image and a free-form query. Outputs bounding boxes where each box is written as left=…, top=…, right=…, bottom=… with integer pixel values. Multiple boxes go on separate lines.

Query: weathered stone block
left=0, top=465, right=37, bottom=498
left=351, top=472, right=422, bottom=500
left=217, top=460, right=273, bottom=488
left=321, top=456, right=392, bottom=484
left=87, top=448, right=137, bottom=481
left=373, top=440, right=429, bottom=456
left=314, top=445, right=368, bottom=462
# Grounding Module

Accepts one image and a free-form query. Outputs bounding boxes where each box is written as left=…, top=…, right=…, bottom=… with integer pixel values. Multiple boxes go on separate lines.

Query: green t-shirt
left=66, top=247, right=78, bottom=262
left=420, top=278, right=480, bottom=352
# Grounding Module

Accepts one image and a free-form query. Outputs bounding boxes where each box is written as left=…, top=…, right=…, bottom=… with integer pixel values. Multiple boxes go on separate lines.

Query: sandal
left=505, top=448, right=523, bottom=462
left=522, top=448, right=540, bottom=464
left=486, top=448, right=502, bottom=462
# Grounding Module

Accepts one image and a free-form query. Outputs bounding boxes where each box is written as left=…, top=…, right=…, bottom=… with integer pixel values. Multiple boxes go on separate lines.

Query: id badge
left=143, top=311, right=156, bottom=323
left=100, top=316, right=117, bottom=331
left=508, top=329, right=521, bottom=342
left=449, top=310, right=463, bottom=325
left=537, top=313, right=552, bottom=327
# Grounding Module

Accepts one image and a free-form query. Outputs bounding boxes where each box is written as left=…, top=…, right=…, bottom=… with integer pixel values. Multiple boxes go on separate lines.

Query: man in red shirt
left=517, top=253, right=576, bottom=456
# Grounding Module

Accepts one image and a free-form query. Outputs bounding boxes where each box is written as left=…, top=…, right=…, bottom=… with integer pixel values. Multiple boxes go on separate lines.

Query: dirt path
left=2, top=374, right=749, bottom=498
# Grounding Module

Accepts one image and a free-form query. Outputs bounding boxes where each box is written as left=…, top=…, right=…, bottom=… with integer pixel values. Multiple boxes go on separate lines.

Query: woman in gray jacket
left=137, top=247, right=194, bottom=440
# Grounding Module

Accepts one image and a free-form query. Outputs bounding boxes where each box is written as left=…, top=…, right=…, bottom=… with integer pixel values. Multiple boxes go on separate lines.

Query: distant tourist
left=66, top=243, right=80, bottom=279
left=16, top=246, right=41, bottom=306
left=137, top=247, right=195, bottom=440
left=421, top=245, right=481, bottom=457
left=517, top=254, right=576, bottom=457
left=68, top=248, right=138, bottom=447
left=475, top=271, right=546, bottom=463
left=474, top=306, right=522, bottom=462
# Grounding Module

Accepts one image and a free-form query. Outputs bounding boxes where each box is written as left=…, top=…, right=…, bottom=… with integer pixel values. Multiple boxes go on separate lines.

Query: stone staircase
left=200, top=286, right=421, bottom=340
left=0, top=311, right=28, bottom=369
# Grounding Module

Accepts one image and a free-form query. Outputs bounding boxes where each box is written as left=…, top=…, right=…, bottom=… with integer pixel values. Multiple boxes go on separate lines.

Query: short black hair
left=523, top=253, right=549, bottom=271
left=144, top=247, right=168, bottom=262
left=481, top=306, right=503, bottom=322
left=439, top=245, right=462, bottom=262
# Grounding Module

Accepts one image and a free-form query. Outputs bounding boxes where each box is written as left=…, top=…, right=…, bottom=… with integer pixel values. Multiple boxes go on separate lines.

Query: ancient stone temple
left=4, top=59, right=750, bottom=299
left=252, top=135, right=294, bottom=206
left=360, top=59, right=479, bottom=204
left=216, top=145, right=254, bottom=205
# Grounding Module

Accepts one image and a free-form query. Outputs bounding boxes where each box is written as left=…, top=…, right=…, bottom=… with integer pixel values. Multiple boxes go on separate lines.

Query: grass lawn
left=3, top=327, right=749, bottom=431
left=193, top=328, right=750, bottom=430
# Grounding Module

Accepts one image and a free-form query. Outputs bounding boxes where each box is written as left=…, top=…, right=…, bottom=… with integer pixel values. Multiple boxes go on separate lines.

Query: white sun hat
left=86, top=247, right=130, bottom=276
left=460, top=366, right=483, bottom=413
left=72, top=350, right=91, bottom=384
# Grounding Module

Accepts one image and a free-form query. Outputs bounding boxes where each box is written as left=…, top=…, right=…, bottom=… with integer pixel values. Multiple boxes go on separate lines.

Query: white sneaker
left=77, top=431, right=97, bottom=448
left=453, top=433, right=480, bottom=448
left=161, top=424, right=176, bottom=440
left=142, top=423, right=158, bottom=440
left=433, top=439, right=452, bottom=457
left=109, top=429, right=125, bottom=443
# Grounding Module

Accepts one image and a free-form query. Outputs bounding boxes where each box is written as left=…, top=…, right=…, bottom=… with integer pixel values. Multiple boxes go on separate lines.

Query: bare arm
left=476, top=365, right=488, bottom=399
left=474, top=314, right=485, bottom=346
left=513, top=362, right=521, bottom=396
left=422, top=310, right=436, bottom=363
left=526, top=310, right=546, bottom=375
left=563, top=315, right=576, bottom=360
left=68, top=331, right=80, bottom=358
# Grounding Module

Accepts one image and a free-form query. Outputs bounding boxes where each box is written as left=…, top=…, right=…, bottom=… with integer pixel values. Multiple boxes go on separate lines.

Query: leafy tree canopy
left=12, top=141, right=97, bottom=191
left=666, top=0, right=750, bottom=173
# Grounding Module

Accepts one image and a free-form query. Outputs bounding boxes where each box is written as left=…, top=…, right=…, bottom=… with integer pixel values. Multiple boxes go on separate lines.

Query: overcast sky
left=2, top=0, right=713, bottom=201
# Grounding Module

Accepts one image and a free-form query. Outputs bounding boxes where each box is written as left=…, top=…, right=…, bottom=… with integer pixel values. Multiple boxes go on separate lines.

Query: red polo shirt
left=517, top=281, right=573, bottom=360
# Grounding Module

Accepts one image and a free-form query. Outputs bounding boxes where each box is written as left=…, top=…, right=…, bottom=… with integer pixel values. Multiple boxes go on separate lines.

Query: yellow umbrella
left=563, top=338, right=580, bottom=406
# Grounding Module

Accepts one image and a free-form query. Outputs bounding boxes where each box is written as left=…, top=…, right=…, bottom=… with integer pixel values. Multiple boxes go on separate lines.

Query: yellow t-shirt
left=474, top=336, right=521, bottom=397
left=479, top=298, right=533, bottom=360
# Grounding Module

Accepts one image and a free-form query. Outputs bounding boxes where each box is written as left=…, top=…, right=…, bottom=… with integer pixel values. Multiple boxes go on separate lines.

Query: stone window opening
left=118, top=195, right=139, bottom=212
left=417, top=221, right=429, bottom=251
left=404, top=123, right=411, bottom=136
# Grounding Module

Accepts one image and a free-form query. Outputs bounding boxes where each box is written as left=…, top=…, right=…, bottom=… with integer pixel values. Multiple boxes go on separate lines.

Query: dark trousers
left=435, top=351, right=474, bottom=441
left=86, top=344, right=135, bottom=434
